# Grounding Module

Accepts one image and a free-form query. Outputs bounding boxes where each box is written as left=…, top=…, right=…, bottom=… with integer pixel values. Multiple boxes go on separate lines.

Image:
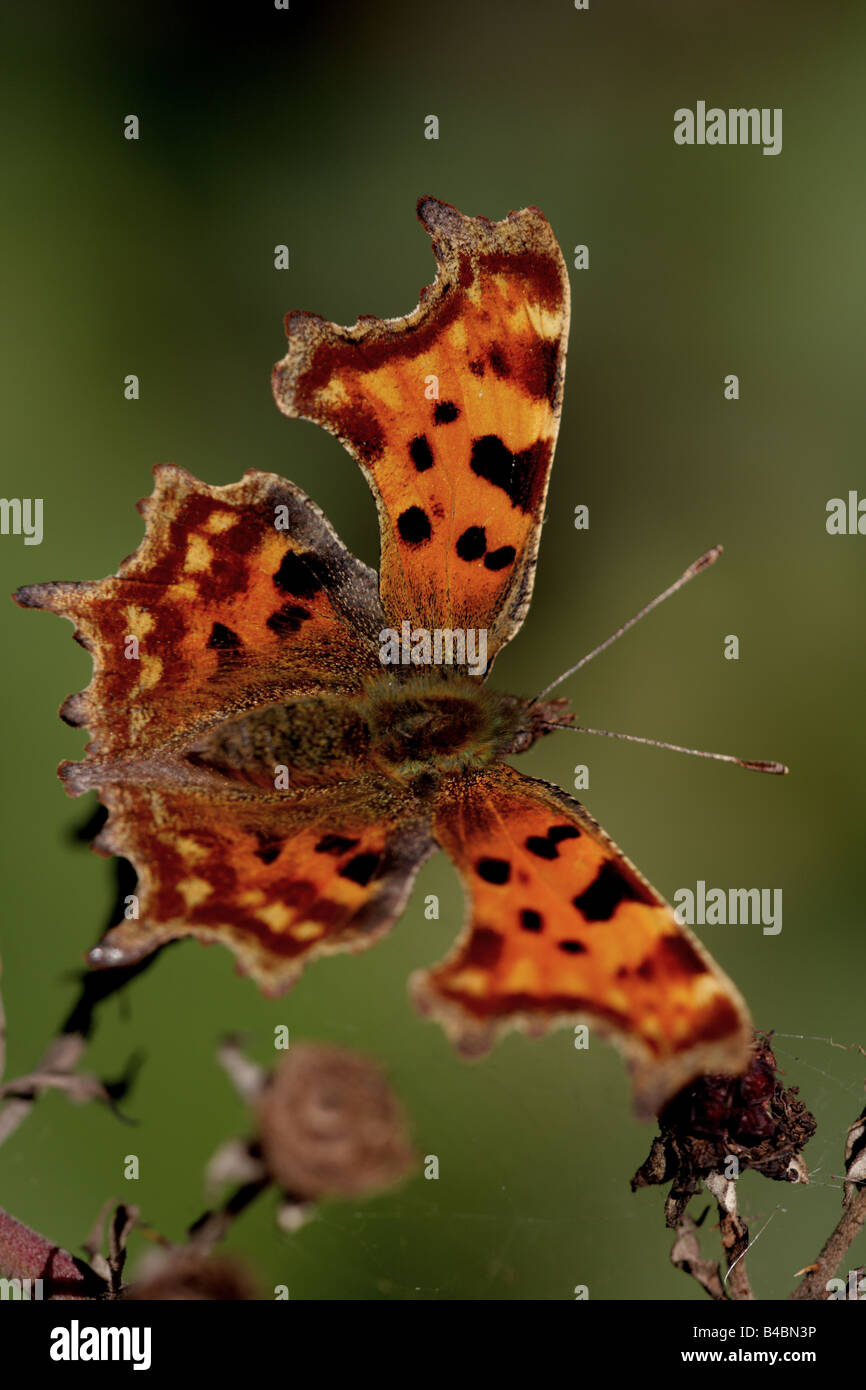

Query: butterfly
left=16, top=196, right=760, bottom=1115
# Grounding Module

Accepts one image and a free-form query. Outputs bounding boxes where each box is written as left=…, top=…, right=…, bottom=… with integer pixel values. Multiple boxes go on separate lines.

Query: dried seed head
left=632, top=1033, right=818, bottom=1219
left=125, top=1251, right=257, bottom=1301
left=256, top=1044, right=414, bottom=1200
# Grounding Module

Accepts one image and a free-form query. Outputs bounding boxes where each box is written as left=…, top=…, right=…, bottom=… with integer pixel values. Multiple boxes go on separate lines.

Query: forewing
left=273, top=197, right=569, bottom=664
left=14, top=465, right=385, bottom=762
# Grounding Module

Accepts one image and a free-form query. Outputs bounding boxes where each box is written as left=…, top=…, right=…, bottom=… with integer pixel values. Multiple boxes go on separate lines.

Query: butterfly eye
left=512, top=729, right=533, bottom=754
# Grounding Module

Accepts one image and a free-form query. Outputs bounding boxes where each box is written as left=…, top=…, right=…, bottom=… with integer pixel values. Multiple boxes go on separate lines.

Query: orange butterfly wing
left=16, top=467, right=432, bottom=987
left=273, top=197, right=569, bottom=661
left=413, top=765, right=752, bottom=1115
left=89, top=776, right=433, bottom=992
left=16, top=465, right=386, bottom=776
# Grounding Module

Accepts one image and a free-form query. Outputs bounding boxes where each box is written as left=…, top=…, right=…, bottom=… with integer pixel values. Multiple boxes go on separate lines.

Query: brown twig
left=0, top=809, right=165, bottom=1150
left=186, top=1177, right=273, bottom=1255
left=0, top=1033, right=90, bottom=1148
left=669, top=1175, right=756, bottom=1301
left=670, top=1214, right=726, bottom=1300
left=0, top=944, right=161, bottom=1151
left=789, top=1183, right=866, bottom=1300
left=705, top=1172, right=756, bottom=1300
left=789, top=1096, right=866, bottom=1300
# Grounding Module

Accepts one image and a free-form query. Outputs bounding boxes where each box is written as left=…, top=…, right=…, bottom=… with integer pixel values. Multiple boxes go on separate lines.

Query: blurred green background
left=2, top=0, right=865, bottom=1300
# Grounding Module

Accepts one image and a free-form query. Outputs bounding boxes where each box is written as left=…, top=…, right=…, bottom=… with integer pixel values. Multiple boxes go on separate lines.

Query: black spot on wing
left=397, top=506, right=432, bottom=545
left=266, top=604, right=311, bottom=636
left=254, top=837, right=283, bottom=866
left=520, top=909, right=543, bottom=932
left=433, top=400, right=459, bottom=424
left=456, top=526, right=487, bottom=561
left=548, top=824, right=580, bottom=844
left=339, top=853, right=380, bottom=887
left=273, top=551, right=323, bottom=600
left=558, top=939, right=587, bottom=955
left=476, top=857, right=511, bottom=885
left=469, top=435, right=549, bottom=513
left=207, top=622, right=242, bottom=650
left=572, top=860, right=651, bottom=923
left=525, top=823, right=581, bottom=861
left=409, top=435, right=434, bottom=472
left=483, top=545, right=516, bottom=572
left=315, top=834, right=360, bottom=855
left=525, top=835, right=558, bottom=860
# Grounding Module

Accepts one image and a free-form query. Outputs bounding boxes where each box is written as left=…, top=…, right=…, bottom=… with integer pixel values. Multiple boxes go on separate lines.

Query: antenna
left=533, top=545, right=723, bottom=702
left=542, top=723, right=788, bottom=775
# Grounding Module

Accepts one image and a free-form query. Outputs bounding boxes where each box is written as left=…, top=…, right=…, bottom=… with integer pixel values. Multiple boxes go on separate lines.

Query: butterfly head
left=500, top=695, right=574, bottom=755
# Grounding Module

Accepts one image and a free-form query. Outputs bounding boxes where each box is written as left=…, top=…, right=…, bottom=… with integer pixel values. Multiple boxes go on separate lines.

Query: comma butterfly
left=16, top=197, right=765, bottom=1114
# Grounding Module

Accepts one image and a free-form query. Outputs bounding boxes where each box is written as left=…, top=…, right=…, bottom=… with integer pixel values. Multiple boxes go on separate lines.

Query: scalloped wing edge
left=13, top=463, right=386, bottom=772
left=87, top=807, right=438, bottom=998
left=410, top=774, right=753, bottom=1118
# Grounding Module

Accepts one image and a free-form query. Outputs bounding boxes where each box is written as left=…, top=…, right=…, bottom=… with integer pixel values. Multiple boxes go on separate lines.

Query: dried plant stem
left=670, top=1214, right=727, bottom=1300
left=705, top=1172, right=756, bottom=1300
left=0, top=1033, right=87, bottom=1148
left=789, top=1182, right=866, bottom=1300
left=672, top=1175, right=756, bottom=1301
left=186, top=1177, right=273, bottom=1255
left=0, top=951, right=160, bottom=1151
